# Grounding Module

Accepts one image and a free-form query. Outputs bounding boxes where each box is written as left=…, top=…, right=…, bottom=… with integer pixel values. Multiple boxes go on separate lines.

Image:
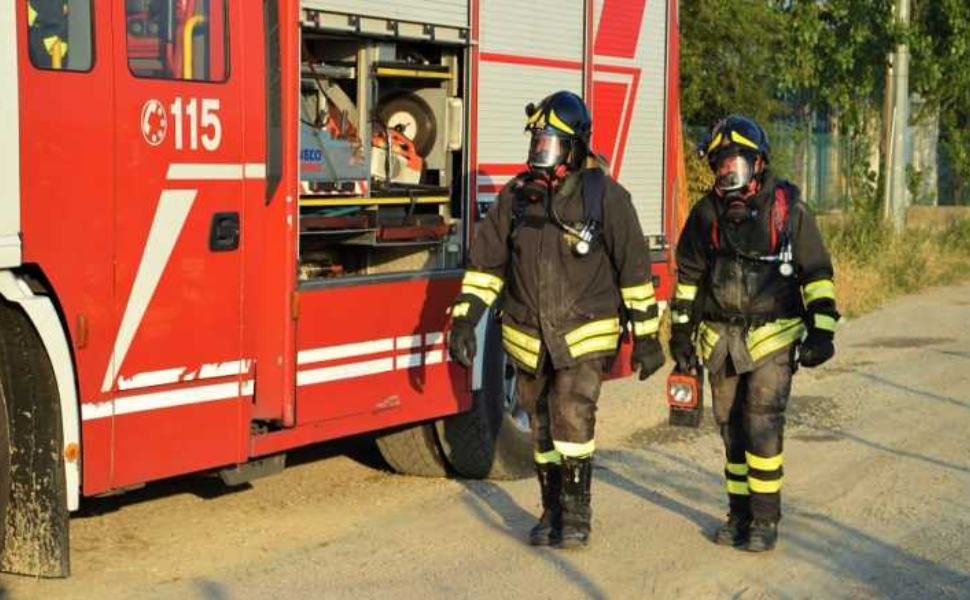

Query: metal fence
left=688, top=119, right=968, bottom=211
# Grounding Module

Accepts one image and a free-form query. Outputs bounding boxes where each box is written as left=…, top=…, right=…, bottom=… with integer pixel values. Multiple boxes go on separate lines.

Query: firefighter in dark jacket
left=447, top=91, right=666, bottom=549
left=671, top=115, right=839, bottom=552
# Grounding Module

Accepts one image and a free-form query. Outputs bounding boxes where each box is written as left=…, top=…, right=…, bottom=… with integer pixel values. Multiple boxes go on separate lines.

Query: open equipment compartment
left=297, top=7, right=467, bottom=281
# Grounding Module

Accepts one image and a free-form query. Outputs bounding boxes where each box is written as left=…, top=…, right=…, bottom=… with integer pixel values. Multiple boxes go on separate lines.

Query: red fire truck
left=0, top=0, right=685, bottom=576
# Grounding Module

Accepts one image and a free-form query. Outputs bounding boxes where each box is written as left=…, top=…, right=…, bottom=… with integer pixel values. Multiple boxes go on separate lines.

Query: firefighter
left=447, top=91, right=665, bottom=549
left=27, top=1, right=69, bottom=69
left=671, top=115, right=839, bottom=552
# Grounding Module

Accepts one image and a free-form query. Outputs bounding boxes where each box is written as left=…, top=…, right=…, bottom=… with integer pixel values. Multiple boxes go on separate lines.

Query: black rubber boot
left=556, top=456, right=592, bottom=550
left=529, top=462, right=562, bottom=546
left=745, top=520, right=778, bottom=552
left=713, top=495, right=751, bottom=547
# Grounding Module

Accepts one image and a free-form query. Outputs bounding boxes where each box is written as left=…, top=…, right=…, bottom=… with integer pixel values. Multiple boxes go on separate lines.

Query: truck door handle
left=209, top=212, right=240, bottom=252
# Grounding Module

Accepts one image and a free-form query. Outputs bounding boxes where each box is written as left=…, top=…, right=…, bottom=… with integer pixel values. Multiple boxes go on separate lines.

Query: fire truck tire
left=0, top=299, right=70, bottom=577
left=435, top=318, right=533, bottom=480
left=375, top=421, right=449, bottom=478
left=377, top=93, right=438, bottom=158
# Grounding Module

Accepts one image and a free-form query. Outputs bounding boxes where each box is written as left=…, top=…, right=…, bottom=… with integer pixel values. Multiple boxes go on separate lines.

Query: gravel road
left=3, top=284, right=970, bottom=599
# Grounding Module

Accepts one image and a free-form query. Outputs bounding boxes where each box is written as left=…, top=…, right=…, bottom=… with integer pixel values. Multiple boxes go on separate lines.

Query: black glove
left=669, top=325, right=695, bottom=372
left=799, top=329, right=834, bottom=368
left=631, top=336, right=665, bottom=381
left=448, top=320, right=477, bottom=368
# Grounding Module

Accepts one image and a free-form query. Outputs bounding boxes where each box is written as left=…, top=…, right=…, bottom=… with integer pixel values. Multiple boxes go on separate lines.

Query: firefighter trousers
left=516, top=358, right=604, bottom=461
left=710, top=346, right=794, bottom=523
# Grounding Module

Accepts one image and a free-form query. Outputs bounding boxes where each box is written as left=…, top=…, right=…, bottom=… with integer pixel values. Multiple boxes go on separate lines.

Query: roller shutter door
left=303, top=0, right=469, bottom=29
left=476, top=0, right=586, bottom=203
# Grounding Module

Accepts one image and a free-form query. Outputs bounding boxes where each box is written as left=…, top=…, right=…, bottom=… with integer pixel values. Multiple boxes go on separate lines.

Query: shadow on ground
left=76, top=436, right=391, bottom=518
left=457, top=412, right=970, bottom=599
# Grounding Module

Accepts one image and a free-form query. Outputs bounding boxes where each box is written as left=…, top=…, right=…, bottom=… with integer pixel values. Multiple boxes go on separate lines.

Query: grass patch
left=822, top=215, right=970, bottom=317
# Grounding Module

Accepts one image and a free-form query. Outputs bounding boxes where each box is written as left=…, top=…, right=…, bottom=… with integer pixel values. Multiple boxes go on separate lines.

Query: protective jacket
left=673, top=172, right=838, bottom=374
left=452, top=167, right=658, bottom=373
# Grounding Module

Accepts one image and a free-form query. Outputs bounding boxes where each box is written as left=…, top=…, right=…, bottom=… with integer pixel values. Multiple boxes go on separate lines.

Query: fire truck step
left=218, top=454, right=286, bottom=487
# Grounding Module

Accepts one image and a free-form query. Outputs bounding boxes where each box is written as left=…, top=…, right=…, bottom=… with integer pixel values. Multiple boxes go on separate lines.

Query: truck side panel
left=18, top=2, right=117, bottom=493
left=0, top=6, right=21, bottom=268
left=293, top=278, right=470, bottom=435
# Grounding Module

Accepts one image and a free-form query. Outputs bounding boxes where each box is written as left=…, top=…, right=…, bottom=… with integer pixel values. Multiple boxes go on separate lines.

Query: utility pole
left=882, top=55, right=894, bottom=223
left=888, top=0, right=911, bottom=230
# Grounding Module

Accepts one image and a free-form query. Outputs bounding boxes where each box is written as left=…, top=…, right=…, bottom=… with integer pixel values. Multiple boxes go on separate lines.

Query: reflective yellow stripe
left=534, top=450, right=562, bottom=464
left=548, top=109, right=575, bottom=135
left=463, top=270, right=504, bottom=293
left=502, top=324, right=541, bottom=353
left=621, top=283, right=655, bottom=302
left=633, top=318, right=660, bottom=337
left=672, top=311, right=691, bottom=325
left=503, top=339, right=539, bottom=369
left=803, top=279, right=836, bottom=304
left=28, top=3, right=38, bottom=27
left=746, top=451, right=784, bottom=472
left=707, top=132, right=724, bottom=153
left=460, top=286, right=498, bottom=307
left=625, top=298, right=656, bottom=313
left=726, top=480, right=750, bottom=495
left=569, top=334, right=620, bottom=358
left=814, top=313, right=838, bottom=332
left=527, top=107, right=543, bottom=127
left=726, top=462, right=749, bottom=476
left=553, top=439, right=595, bottom=458
left=698, top=322, right=719, bottom=360
left=564, top=318, right=621, bottom=346
left=675, top=283, right=698, bottom=301
left=747, top=318, right=805, bottom=363
left=748, top=476, right=784, bottom=494
left=731, top=130, right=761, bottom=150
left=452, top=302, right=470, bottom=318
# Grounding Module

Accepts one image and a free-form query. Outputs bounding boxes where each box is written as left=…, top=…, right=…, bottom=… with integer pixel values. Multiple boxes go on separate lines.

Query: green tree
left=911, top=0, right=970, bottom=204
left=679, top=0, right=788, bottom=128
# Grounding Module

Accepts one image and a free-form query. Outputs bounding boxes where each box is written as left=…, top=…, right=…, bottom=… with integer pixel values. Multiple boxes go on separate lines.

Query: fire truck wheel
left=377, top=93, right=438, bottom=158
left=435, top=318, right=533, bottom=480
left=375, top=421, right=449, bottom=478
left=0, top=299, right=70, bottom=577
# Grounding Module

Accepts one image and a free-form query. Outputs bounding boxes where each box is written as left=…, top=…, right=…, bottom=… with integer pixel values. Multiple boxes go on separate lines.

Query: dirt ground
left=2, top=284, right=970, bottom=599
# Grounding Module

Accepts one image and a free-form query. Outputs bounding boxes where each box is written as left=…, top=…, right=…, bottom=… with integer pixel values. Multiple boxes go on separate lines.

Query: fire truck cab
left=0, top=0, right=682, bottom=576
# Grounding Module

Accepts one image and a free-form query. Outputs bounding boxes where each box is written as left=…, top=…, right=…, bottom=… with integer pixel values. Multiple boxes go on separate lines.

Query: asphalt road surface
left=3, top=284, right=970, bottom=599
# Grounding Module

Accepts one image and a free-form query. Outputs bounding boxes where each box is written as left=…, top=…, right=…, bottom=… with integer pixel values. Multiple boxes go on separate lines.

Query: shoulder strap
left=770, top=182, right=796, bottom=253
left=581, top=168, right=606, bottom=225
left=510, top=173, right=531, bottom=223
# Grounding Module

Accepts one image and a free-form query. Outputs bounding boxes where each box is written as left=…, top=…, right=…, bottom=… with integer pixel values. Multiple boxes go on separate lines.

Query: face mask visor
left=714, top=153, right=755, bottom=194
left=528, top=130, right=570, bottom=170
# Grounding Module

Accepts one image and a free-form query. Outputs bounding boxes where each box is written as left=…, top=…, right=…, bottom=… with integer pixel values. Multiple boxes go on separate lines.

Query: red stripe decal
left=480, top=52, right=583, bottom=71
left=478, top=163, right=526, bottom=177
left=612, top=69, right=640, bottom=178
left=594, top=0, right=647, bottom=59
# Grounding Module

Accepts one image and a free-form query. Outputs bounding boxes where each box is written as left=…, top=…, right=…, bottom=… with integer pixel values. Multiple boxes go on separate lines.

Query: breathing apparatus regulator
left=700, top=115, right=795, bottom=278
left=524, top=91, right=599, bottom=257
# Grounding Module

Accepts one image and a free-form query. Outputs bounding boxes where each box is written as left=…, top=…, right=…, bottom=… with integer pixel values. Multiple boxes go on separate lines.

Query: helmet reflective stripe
left=527, top=108, right=543, bottom=127
left=707, top=132, right=724, bottom=153
left=731, top=130, right=760, bottom=150
left=548, top=109, right=575, bottom=135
